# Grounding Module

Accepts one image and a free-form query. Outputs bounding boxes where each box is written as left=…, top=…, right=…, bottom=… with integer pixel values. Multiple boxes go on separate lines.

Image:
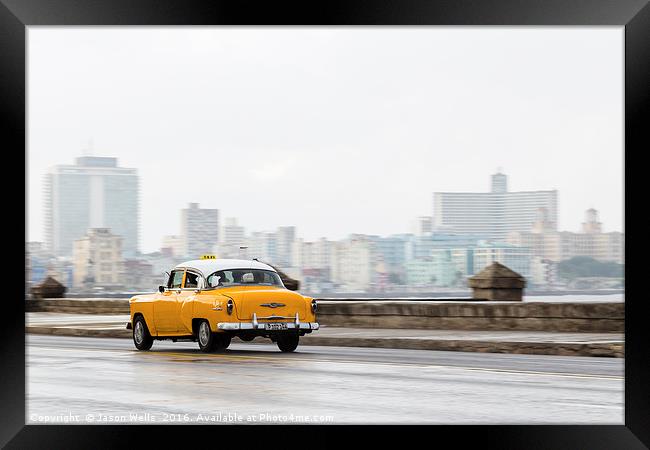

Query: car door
left=176, top=269, right=201, bottom=334
left=153, top=269, right=184, bottom=334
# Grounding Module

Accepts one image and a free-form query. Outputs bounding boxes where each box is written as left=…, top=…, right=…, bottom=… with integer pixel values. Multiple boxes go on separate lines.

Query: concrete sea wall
left=26, top=297, right=623, bottom=333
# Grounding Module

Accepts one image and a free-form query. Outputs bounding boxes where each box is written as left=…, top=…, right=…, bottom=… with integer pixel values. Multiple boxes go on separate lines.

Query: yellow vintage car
left=127, top=257, right=318, bottom=352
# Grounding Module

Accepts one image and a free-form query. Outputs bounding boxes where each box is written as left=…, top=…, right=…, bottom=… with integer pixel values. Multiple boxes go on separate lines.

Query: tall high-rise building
left=180, top=203, right=219, bottom=258
left=491, top=171, right=508, bottom=193
left=276, top=226, right=296, bottom=267
left=433, top=171, right=558, bottom=241
left=223, top=218, right=245, bottom=246
left=44, top=156, right=139, bottom=257
left=248, top=231, right=278, bottom=263
left=216, top=218, right=246, bottom=258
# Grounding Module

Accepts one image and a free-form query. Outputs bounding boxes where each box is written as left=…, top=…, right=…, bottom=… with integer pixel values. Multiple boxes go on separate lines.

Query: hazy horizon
left=28, top=27, right=624, bottom=253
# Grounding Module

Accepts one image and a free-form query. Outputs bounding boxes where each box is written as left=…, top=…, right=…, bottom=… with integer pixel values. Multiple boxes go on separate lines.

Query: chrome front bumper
left=217, top=322, right=320, bottom=331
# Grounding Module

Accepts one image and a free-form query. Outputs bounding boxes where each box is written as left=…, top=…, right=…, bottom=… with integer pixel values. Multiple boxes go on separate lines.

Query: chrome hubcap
left=134, top=321, right=144, bottom=344
left=199, top=323, right=209, bottom=346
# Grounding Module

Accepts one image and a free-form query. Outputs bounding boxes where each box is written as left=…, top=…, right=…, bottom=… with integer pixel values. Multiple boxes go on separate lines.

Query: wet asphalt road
left=27, top=335, right=623, bottom=424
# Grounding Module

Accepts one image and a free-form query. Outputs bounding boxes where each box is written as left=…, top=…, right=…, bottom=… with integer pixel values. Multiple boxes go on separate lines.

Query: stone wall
left=26, top=298, right=130, bottom=314
left=26, top=298, right=624, bottom=333
left=317, top=301, right=623, bottom=332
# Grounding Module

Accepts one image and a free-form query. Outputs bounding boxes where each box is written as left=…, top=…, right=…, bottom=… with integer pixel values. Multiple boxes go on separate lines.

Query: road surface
left=27, top=335, right=623, bottom=424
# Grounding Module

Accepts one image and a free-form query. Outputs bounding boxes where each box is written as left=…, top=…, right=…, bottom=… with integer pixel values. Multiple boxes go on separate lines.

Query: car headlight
left=311, top=299, right=317, bottom=313
left=227, top=299, right=233, bottom=315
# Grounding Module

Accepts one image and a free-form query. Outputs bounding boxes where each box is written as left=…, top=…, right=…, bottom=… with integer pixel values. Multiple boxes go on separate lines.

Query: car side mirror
left=158, top=285, right=165, bottom=293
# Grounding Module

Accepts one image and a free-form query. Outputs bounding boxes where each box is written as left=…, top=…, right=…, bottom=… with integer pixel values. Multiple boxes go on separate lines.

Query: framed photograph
left=4, top=0, right=648, bottom=447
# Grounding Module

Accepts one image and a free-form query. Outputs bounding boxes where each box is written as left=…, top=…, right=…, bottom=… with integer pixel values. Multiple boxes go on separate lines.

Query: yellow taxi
left=127, top=256, right=318, bottom=352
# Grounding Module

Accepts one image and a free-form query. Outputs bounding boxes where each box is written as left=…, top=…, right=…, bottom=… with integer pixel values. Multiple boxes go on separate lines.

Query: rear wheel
left=133, top=316, right=153, bottom=351
left=276, top=333, right=299, bottom=352
left=197, top=320, right=216, bottom=352
left=213, top=334, right=231, bottom=351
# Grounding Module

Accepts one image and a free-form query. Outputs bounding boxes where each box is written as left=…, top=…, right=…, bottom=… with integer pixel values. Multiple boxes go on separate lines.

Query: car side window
left=207, top=271, right=233, bottom=287
left=184, top=271, right=199, bottom=289
left=168, top=270, right=184, bottom=289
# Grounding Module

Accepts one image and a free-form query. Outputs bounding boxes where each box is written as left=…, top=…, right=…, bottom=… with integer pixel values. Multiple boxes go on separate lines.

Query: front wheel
left=133, top=316, right=153, bottom=351
left=197, top=320, right=216, bottom=352
left=276, top=333, right=299, bottom=352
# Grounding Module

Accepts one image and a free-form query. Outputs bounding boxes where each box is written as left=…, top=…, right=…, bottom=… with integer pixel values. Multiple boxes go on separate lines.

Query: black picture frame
left=3, top=0, right=648, bottom=447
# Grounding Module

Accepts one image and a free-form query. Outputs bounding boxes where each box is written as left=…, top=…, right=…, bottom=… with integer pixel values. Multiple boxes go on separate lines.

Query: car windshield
left=206, top=269, right=285, bottom=288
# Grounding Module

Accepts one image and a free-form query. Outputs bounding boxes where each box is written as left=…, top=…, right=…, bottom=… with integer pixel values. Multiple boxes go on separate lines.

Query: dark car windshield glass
left=206, top=269, right=284, bottom=288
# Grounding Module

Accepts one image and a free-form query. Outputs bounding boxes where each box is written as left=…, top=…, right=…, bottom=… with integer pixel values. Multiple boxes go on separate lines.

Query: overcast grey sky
left=28, top=27, right=623, bottom=253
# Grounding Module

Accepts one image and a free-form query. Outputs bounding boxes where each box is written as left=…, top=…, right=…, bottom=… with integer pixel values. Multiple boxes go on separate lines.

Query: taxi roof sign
left=200, top=254, right=217, bottom=260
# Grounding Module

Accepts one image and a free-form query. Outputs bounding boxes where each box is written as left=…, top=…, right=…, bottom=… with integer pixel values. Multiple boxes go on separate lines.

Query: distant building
left=407, top=233, right=482, bottom=261
left=506, top=208, right=623, bottom=264
left=370, top=235, right=410, bottom=285
left=122, top=259, right=154, bottom=291
left=472, top=242, right=531, bottom=280
left=405, top=259, right=438, bottom=286
left=430, top=248, right=474, bottom=286
left=433, top=171, right=558, bottom=241
left=530, top=257, right=558, bottom=286
left=581, top=208, right=602, bottom=233
left=27, top=241, right=73, bottom=291
left=26, top=242, right=50, bottom=286
left=413, top=216, right=433, bottom=236
left=276, top=226, right=296, bottom=268
left=330, top=235, right=375, bottom=291
left=222, top=218, right=246, bottom=246
left=181, top=203, right=219, bottom=258
left=248, top=231, right=278, bottom=263
left=48, top=260, right=74, bottom=289
left=292, top=237, right=333, bottom=289
left=161, top=235, right=184, bottom=257
left=426, top=242, right=532, bottom=287
left=292, top=238, right=332, bottom=273
left=216, top=217, right=247, bottom=258
left=44, top=156, right=139, bottom=257
left=140, top=252, right=184, bottom=286
left=72, top=228, right=123, bottom=289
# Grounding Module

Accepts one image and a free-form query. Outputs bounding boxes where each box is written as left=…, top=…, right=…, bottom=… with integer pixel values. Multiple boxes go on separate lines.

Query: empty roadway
left=27, top=335, right=623, bottom=424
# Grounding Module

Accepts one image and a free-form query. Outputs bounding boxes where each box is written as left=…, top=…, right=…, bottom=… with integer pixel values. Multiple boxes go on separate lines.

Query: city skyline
left=34, top=156, right=623, bottom=255
left=28, top=28, right=623, bottom=252
left=29, top=163, right=624, bottom=294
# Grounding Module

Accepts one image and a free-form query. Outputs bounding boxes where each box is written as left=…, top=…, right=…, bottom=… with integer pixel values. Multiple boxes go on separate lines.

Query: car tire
left=276, top=333, right=299, bottom=352
left=197, top=320, right=216, bottom=352
left=212, top=333, right=231, bottom=352
left=133, top=316, right=153, bottom=351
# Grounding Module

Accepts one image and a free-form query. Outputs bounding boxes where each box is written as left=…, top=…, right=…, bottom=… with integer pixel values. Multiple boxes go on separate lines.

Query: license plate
left=264, top=323, right=288, bottom=331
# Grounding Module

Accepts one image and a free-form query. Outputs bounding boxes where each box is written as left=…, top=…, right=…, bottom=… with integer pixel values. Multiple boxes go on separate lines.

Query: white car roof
left=174, top=258, right=277, bottom=277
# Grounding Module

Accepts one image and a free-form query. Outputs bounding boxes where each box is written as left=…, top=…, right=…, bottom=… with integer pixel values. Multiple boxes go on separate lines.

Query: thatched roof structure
left=30, top=276, right=66, bottom=299
left=467, top=262, right=526, bottom=301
